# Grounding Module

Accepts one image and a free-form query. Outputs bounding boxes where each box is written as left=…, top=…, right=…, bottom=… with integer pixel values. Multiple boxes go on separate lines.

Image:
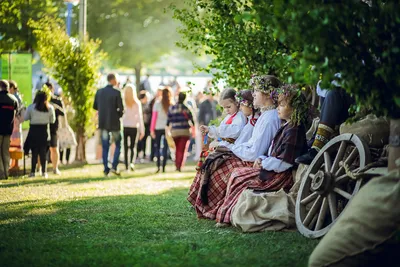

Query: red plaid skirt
left=196, top=150, right=209, bottom=171
left=215, top=167, right=294, bottom=224
left=187, top=156, right=252, bottom=220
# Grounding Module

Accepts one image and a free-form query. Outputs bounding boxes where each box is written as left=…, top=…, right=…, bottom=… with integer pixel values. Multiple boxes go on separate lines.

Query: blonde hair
left=124, top=84, right=140, bottom=108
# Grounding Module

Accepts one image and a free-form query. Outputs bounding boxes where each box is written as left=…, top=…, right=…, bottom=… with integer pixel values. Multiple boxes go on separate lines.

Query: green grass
left=0, top=163, right=318, bottom=266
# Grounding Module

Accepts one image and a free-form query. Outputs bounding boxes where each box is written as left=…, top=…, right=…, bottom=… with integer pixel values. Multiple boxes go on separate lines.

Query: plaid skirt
left=216, top=167, right=294, bottom=224
left=188, top=156, right=252, bottom=220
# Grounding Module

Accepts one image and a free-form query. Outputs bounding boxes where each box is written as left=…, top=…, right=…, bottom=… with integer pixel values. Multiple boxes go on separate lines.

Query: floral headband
left=235, top=94, right=253, bottom=108
left=249, top=75, right=281, bottom=105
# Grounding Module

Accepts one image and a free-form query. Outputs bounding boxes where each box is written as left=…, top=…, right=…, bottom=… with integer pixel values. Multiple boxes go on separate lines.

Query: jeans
left=154, top=129, right=168, bottom=169
left=0, top=135, right=11, bottom=179
left=101, top=129, right=122, bottom=173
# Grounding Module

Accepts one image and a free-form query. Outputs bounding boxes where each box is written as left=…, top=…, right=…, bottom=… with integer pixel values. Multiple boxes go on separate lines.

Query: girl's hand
left=199, top=125, right=209, bottom=135
left=253, top=158, right=262, bottom=169
left=150, top=131, right=156, bottom=139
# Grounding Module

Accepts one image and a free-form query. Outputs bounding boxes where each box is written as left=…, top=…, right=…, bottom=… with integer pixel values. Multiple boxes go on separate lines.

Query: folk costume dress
left=208, top=110, right=247, bottom=148
left=188, top=108, right=280, bottom=220
left=196, top=110, right=246, bottom=170
left=215, top=122, right=307, bottom=224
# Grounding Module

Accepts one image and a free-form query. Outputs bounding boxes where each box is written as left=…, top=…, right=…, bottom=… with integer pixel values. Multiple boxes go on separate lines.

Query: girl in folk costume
left=215, top=84, right=309, bottom=226
left=227, top=89, right=260, bottom=149
left=195, top=88, right=246, bottom=170
left=188, top=75, right=281, bottom=220
left=199, top=88, right=247, bottom=148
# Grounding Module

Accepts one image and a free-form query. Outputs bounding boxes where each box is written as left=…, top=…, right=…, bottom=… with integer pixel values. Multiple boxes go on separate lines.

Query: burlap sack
left=340, top=115, right=390, bottom=148
left=231, top=189, right=296, bottom=232
left=309, top=168, right=400, bottom=267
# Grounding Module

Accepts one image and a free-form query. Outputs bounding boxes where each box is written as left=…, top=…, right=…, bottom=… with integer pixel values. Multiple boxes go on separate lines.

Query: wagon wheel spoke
left=333, top=187, right=352, bottom=200
left=335, top=167, right=360, bottom=184
left=335, top=147, right=358, bottom=177
left=331, top=141, right=347, bottom=173
left=315, top=197, right=328, bottom=231
left=323, top=152, right=332, bottom=174
left=300, top=192, right=318, bottom=205
left=303, top=195, right=322, bottom=227
left=327, top=193, right=338, bottom=221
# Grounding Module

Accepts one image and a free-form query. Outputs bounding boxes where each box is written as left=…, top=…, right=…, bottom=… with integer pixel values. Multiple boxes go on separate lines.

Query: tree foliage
left=86, top=0, right=182, bottom=88
left=172, top=0, right=296, bottom=90
left=29, top=17, right=106, bottom=161
left=0, top=0, right=63, bottom=52
left=269, top=0, right=400, bottom=119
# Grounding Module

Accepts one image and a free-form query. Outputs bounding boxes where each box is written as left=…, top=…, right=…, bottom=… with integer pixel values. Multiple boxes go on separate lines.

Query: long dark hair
left=34, top=90, right=50, bottom=112
left=161, top=87, right=172, bottom=113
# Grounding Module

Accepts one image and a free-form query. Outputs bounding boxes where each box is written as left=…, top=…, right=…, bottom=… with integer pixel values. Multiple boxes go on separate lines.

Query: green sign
left=1, top=53, right=33, bottom=130
left=1, top=54, right=10, bottom=79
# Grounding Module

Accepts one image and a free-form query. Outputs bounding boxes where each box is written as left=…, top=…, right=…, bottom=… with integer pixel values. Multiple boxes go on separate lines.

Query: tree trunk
left=135, top=63, right=142, bottom=93
left=74, top=127, right=87, bottom=163
left=388, top=118, right=400, bottom=171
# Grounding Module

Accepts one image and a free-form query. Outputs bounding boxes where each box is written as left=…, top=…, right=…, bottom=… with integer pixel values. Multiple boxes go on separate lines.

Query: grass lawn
left=0, top=162, right=318, bottom=266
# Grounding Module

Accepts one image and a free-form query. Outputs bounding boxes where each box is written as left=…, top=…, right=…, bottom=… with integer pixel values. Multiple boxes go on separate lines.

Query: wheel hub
left=311, top=170, right=332, bottom=195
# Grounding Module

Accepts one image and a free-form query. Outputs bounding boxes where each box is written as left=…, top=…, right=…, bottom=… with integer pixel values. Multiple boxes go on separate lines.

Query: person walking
left=136, top=90, right=151, bottom=162
left=150, top=87, right=172, bottom=173
left=24, top=88, right=55, bottom=178
left=122, top=84, right=144, bottom=171
left=93, top=73, right=124, bottom=176
left=46, top=82, right=65, bottom=175
left=0, top=80, right=18, bottom=179
left=166, top=92, right=195, bottom=172
left=8, top=80, right=24, bottom=171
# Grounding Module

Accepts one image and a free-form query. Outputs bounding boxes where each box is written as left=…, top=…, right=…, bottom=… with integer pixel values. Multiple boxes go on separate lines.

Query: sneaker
left=130, top=163, right=135, bottom=171
left=109, top=169, right=121, bottom=176
left=29, top=172, right=35, bottom=178
left=295, top=148, right=318, bottom=165
left=53, top=169, right=61, bottom=175
left=42, top=173, right=49, bottom=179
left=103, top=171, right=109, bottom=177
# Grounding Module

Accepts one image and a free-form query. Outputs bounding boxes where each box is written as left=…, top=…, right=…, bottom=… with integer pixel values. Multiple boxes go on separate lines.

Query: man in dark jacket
left=94, top=73, right=124, bottom=176
left=0, top=80, right=18, bottom=179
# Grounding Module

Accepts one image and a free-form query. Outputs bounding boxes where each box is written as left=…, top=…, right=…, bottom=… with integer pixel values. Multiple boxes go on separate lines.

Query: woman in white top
left=24, top=89, right=56, bottom=178
left=122, top=85, right=145, bottom=171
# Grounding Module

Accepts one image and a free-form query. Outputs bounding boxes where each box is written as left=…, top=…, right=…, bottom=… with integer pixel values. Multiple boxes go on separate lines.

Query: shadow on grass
left=1, top=163, right=196, bottom=188
left=0, top=187, right=317, bottom=267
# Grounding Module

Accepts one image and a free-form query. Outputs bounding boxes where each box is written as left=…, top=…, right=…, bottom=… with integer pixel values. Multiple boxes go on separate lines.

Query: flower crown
left=235, top=94, right=253, bottom=108
left=249, top=75, right=280, bottom=94
left=249, top=75, right=281, bottom=105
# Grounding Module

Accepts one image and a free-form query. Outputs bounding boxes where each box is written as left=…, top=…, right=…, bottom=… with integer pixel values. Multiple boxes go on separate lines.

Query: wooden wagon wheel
left=295, top=134, right=371, bottom=238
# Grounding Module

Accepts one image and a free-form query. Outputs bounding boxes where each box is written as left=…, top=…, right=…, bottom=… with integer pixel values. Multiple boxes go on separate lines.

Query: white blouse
left=225, top=114, right=258, bottom=149
left=259, top=122, right=293, bottom=173
left=208, top=110, right=247, bottom=147
left=231, top=109, right=280, bottom=162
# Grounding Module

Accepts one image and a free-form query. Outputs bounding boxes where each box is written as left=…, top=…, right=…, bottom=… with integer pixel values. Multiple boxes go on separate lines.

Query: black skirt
left=24, top=124, right=49, bottom=154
